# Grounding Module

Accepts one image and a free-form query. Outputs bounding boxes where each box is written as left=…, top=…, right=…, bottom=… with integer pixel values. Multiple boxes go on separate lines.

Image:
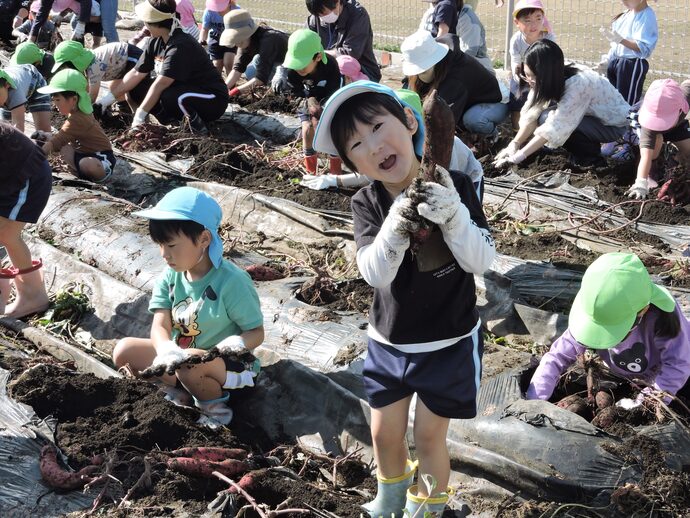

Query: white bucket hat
left=401, top=30, right=449, bottom=77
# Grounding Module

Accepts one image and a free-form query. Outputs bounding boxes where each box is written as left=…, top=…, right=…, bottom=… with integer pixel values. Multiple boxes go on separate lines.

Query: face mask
left=319, top=11, right=339, bottom=24
left=418, top=67, right=435, bottom=83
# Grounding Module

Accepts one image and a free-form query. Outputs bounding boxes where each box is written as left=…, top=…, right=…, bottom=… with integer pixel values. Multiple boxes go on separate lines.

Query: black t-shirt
left=435, top=34, right=502, bottom=126
left=233, top=26, right=289, bottom=84
left=286, top=53, right=342, bottom=104
left=431, top=0, right=458, bottom=37
left=136, top=28, right=227, bottom=98
left=352, top=171, right=489, bottom=344
left=36, top=53, right=55, bottom=82
left=0, top=122, right=48, bottom=193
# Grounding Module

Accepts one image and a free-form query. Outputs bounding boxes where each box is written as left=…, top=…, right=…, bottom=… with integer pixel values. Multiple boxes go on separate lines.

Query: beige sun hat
left=134, top=0, right=174, bottom=24
left=219, top=9, right=258, bottom=47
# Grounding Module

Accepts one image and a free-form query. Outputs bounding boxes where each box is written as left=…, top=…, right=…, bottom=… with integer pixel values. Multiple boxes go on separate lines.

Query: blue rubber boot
left=362, top=459, right=417, bottom=518
left=404, top=484, right=451, bottom=518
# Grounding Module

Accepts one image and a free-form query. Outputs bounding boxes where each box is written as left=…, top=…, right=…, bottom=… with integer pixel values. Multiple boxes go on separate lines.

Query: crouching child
left=112, top=187, right=265, bottom=428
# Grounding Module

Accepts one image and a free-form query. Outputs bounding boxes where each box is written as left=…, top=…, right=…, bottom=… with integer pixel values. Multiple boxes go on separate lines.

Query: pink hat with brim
left=206, top=0, right=229, bottom=12
left=336, top=55, right=368, bottom=82
left=639, top=79, right=690, bottom=132
left=513, top=0, right=553, bottom=33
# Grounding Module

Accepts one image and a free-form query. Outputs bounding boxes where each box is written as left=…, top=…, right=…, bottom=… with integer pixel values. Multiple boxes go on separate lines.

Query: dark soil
left=296, top=278, right=373, bottom=313
left=234, top=89, right=303, bottom=115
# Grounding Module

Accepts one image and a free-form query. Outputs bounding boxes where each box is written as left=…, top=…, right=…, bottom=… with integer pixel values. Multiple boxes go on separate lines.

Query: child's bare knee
left=112, top=337, right=137, bottom=366
left=79, top=158, right=106, bottom=181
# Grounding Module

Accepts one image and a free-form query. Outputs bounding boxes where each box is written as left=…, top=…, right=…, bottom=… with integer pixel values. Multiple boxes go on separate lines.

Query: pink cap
left=336, top=55, right=368, bottom=82
left=30, top=0, right=40, bottom=12
left=639, top=79, right=690, bottom=132
left=513, top=0, right=552, bottom=33
left=206, top=0, right=229, bottom=12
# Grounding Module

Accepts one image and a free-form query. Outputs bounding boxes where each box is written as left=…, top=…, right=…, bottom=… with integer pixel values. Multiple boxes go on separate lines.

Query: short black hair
left=0, top=78, right=10, bottom=89
left=148, top=219, right=206, bottom=245
left=655, top=307, right=681, bottom=338
left=305, top=0, right=338, bottom=16
left=330, top=92, right=415, bottom=173
left=524, top=39, right=579, bottom=105
left=54, top=61, right=77, bottom=74
left=51, top=90, right=78, bottom=100
left=515, top=7, right=543, bottom=19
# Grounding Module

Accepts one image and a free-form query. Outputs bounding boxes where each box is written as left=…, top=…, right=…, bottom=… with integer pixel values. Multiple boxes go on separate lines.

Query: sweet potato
left=227, top=469, right=261, bottom=494
left=169, top=447, right=248, bottom=462
left=39, top=444, right=99, bottom=490
left=595, top=390, right=614, bottom=410
left=244, top=264, right=285, bottom=281
left=167, top=456, right=250, bottom=479
left=556, top=394, right=590, bottom=418
left=591, top=406, right=620, bottom=429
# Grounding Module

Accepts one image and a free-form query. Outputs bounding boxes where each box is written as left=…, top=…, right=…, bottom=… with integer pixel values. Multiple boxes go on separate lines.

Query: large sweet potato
left=39, top=444, right=99, bottom=490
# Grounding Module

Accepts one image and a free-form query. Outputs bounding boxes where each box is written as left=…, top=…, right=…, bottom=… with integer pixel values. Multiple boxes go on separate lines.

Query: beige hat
left=135, top=0, right=174, bottom=24
left=219, top=9, right=258, bottom=47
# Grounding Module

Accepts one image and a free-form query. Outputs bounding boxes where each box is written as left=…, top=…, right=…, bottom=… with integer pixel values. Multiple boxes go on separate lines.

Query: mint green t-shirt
left=148, top=259, right=263, bottom=351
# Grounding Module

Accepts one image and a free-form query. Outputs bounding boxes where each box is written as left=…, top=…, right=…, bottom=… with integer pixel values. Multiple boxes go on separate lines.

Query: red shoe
left=329, top=156, right=342, bottom=175
left=304, top=155, right=318, bottom=173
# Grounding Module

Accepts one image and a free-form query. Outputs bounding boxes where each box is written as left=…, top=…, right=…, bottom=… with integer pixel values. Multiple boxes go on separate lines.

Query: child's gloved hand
left=415, top=166, right=467, bottom=232
left=301, top=174, right=337, bottom=190
left=30, top=130, right=52, bottom=143
left=15, top=32, right=28, bottom=43
left=215, top=335, right=246, bottom=355
left=131, top=107, right=148, bottom=128
left=625, top=178, right=649, bottom=199
left=151, top=340, right=189, bottom=369
left=71, top=21, right=86, bottom=40
left=493, top=149, right=527, bottom=169
left=599, top=26, right=623, bottom=44
left=387, top=194, right=422, bottom=238
left=495, top=140, right=519, bottom=161
left=270, top=66, right=289, bottom=95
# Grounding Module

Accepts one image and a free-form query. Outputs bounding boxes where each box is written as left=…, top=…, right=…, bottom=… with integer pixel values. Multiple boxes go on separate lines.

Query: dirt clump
left=296, top=277, right=373, bottom=313
left=235, top=90, right=303, bottom=114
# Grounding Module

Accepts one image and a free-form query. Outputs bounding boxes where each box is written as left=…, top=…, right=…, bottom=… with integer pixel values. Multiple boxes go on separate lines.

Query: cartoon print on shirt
left=171, top=285, right=218, bottom=349
left=611, top=342, right=648, bottom=373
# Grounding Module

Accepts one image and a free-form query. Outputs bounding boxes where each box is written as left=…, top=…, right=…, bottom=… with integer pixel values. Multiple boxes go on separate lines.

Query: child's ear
left=200, top=229, right=213, bottom=248
left=403, top=106, right=419, bottom=134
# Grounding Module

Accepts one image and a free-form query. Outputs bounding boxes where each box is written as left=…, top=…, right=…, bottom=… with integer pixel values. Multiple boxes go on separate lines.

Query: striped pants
left=607, top=57, right=649, bottom=106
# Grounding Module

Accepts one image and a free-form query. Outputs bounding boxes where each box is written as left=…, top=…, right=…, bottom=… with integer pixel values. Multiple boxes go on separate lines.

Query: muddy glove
left=71, top=21, right=86, bottom=40
left=415, top=167, right=466, bottom=233
left=301, top=174, right=337, bottom=190
left=386, top=194, right=422, bottom=239
left=151, top=340, right=189, bottom=370
left=494, top=140, right=520, bottom=161
left=131, top=107, right=148, bottom=128
left=270, top=66, right=289, bottom=95
left=96, top=91, right=116, bottom=111
left=493, top=149, right=527, bottom=169
left=600, top=26, right=623, bottom=44
left=626, top=177, right=649, bottom=199
left=30, top=130, right=52, bottom=143
left=215, top=335, right=246, bottom=355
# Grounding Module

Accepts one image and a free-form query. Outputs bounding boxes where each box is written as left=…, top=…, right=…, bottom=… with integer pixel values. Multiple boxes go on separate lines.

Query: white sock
left=223, top=371, right=255, bottom=389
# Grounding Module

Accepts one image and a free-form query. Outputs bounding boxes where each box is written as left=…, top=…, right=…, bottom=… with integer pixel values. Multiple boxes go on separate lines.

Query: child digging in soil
left=276, top=29, right=343, bottom=174
left=112, top=187, right=265, bottom=428
left=0, top=64, right=52, bottom=133
left=527, top=253, right=690, bottom=408
left=313, top=82, right=495, bottom=517
left=37, top=69, right=115, bottom=182
left=0, top=122, right=52, bottom=319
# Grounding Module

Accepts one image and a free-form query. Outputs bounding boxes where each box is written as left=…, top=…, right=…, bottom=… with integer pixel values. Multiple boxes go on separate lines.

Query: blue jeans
left=99, top=0, right=119, bottom=43
left=462, top=102, right=509, bottom=134
left=244, top=55, right=276, bottom=82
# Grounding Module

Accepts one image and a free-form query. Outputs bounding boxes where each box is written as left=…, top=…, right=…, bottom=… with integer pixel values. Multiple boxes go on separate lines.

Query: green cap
left=395, top=89, right=423, bottom=117
left=569, top=252, right=676, bottom=349
left=38, top=69, right=93, bottom=114
left=11, top=42, right=45, bottom=66
left=283, top=29, right=325, bottom=71
left=0, top=69, right=17, bottom=89
left=52, top=40, right=95, bottom=73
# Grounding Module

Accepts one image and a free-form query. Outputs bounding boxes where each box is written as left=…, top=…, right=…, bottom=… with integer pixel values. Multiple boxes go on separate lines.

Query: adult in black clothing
left=0, top=0, right=28, bottom=40
left=306, top=0, right=380, bottom=82
left=403, top=30, right=507, bottom=136
left=121, top=0, right=228, bottom=134
left=29, top=0, right=90, bottom=42
left=221, top=9, right=288, bottom=97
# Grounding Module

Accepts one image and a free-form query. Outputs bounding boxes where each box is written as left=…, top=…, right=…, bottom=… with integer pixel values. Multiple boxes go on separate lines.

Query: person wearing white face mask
left=306, top=0, right=380, bottom=82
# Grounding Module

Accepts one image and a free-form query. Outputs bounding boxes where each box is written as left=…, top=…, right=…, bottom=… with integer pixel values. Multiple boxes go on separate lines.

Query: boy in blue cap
left=112, top=187, right=265, bottom=427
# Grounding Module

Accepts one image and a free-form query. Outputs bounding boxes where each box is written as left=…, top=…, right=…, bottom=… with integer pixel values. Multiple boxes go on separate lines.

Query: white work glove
left=415, top=166, right=467, bottom=233
left=301, top=174, right=337, bottom=190
left=495, top=140, right=520, bottom=161
left=385, top=194, right=421, bottom=240
left=595, top=54, right=609, bottom=75
left=270, top=65, right=289, bottom=95
left=600, top=26, right=623, bottom=44
left=131, top=107, right=148, bottom=128
left=151, top=340, right=189, bottom=369
left=615, top=397, right=642, bottom=410
left=98, top=91, right=117, bottom=110
left=625, top=177, right=649, bottom=199
left=215, top=335, right=246, bottom=355
left=493, top=149, right=527, bottom=169
left=71, top=21, right=86, bottom=40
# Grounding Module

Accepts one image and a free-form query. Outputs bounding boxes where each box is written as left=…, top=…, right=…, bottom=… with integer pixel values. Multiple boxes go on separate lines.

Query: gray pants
left=538, top=107, right=627, bottom=145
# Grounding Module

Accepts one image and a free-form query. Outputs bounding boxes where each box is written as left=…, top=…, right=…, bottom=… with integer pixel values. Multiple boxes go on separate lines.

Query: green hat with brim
left=395, top=89, right=423, bottom=117
left=11, top=42, right=45, bottom=66
left=569, top=252, right=676, bottom=349
left=52, top=40, right=95, bottom=73
left=283, top=29, right=325, bottom=71
left=0, top=69, right=17, bottom=89
left=38, top=68, right=93, bottom=114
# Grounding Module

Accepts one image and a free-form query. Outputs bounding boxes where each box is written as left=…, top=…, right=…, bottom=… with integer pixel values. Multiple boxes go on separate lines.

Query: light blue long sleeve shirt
left=608, top=6, right=658, bottom=60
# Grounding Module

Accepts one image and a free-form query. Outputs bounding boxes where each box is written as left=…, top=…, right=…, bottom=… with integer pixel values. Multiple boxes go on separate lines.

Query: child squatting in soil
left=112, top=187, right=265, bottom=427
left=0, top=63, right=51, bottom=134
left=37, top=69, right=116, bottom=183
left=527, top=253, right=690, bottom=407
left=313, top=82, right=495, bottom=517
left=0, top=122, right=52, bottom=319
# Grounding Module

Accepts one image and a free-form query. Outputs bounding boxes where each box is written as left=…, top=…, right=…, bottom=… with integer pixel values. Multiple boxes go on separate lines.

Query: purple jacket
left=527, top=303, right=690, bottom=400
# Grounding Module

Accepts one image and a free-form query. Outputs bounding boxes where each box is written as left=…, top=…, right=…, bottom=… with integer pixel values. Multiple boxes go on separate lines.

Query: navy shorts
left=74, top=150, right=116, bottom=182
left=0, top=159, right=52, bottom=223
left=363, top=331, right=483, bottom=419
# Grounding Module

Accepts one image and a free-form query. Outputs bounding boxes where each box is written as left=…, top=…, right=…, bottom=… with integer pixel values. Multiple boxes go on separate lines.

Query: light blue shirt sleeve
left=611, top=7, right=658, bottom=59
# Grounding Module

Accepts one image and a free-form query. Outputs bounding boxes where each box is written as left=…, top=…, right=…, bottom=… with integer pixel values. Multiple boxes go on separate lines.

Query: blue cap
left=134, top=187, right=224, bottom=268
left=313, top=80, right=425, bottom=158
